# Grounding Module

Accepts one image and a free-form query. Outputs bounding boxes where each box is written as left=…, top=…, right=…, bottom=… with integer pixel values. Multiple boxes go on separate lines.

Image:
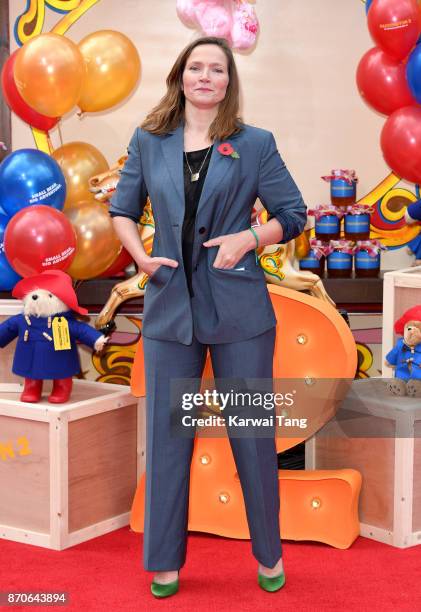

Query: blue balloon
left=0, top=149, right=66, bottom=217
left=365, top=0, right=373, bottom=15
left=0, top=213, right=21, bottom=291
left=406, top=45, right=421, bottom=104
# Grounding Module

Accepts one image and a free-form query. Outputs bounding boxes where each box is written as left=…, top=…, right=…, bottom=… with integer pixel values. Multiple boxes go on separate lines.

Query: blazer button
left=198, top=227, right=206, bottom=234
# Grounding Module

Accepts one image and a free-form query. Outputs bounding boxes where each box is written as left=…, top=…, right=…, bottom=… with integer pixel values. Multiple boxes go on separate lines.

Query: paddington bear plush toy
left=0, top=270, right=107, bottom=403
left=385, top=305, right=421, bottom=398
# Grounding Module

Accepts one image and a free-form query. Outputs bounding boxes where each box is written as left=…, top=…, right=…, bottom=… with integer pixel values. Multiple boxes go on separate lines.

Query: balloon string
left=46, top=133, right=54, bottom=153
left=73, top=280, right=84, bottom=291
left=57, top=121, right=64, bottom=148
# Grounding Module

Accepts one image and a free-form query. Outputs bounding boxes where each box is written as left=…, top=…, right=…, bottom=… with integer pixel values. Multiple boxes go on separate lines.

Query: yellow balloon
left=78, top=30, right=141, bottom=113
left=64, top=200, right=122, bottom=280
left=52, top=142, right=109, bottom=209
left=13, top=33, right=86, bottom=118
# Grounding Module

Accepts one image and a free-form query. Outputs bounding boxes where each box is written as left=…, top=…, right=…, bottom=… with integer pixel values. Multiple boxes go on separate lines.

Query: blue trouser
left=142, top=326, right=282, bottom=571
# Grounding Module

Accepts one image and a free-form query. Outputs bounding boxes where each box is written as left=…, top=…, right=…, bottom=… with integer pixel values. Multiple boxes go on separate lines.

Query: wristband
left=248, top=226, right=259, bottom=248
left=248, top=227, right=259, bottom=264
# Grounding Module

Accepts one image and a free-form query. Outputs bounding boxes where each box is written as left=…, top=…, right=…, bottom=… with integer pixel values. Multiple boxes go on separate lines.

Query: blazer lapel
left=161, top=125, right=238, bottom=268
left=161, top=127, right=237, bottom=221
left=191, top=137, right=237, bottom=270
left=195, top=137, right=235, bottom=219
left=160, top=124, right=185, bottom=221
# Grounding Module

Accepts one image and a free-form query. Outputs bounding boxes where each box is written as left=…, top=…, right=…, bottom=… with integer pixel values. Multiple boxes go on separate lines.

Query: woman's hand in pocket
left=136, top=255, right=179, bottom=278
left=203, top=230, right=256, bottom=269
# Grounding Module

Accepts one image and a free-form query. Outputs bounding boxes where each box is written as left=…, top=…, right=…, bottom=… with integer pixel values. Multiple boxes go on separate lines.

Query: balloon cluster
left=356, top=0, right=421, bottom=183
left=2, top=30, right=141, bottom=123
left=0, top=149, right=73, bottom=289
left=0, top=30, right=141, bottom=290
left=176, top=0, right=259, bottom=51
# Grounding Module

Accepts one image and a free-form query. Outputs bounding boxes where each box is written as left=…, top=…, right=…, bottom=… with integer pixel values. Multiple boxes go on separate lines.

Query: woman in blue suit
left=110, top=36, right=307, bottom=598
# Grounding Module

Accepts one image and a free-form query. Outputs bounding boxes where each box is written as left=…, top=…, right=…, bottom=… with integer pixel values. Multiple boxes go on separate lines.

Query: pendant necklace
left=184, top=145, right=212, bottom=182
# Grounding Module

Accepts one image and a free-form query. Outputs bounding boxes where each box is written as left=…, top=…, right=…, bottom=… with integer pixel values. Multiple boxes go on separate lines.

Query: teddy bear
left=0, top=269, right=108, bottom=404
left=385, top=305, right=421, bottom=398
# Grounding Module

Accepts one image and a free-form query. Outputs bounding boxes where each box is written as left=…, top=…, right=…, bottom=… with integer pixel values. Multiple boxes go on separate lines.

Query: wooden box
left=305, top=378, right=421, bottom=548
left=383, top=265, right=421, bottom=377
left=0, top=380, right=145, bottom=550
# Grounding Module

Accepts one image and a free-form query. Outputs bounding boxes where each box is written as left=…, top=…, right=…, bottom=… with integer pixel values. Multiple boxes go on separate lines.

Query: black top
left=110, top=146, right=212, bottom=298
left=182, top=146, right=212, bottom=297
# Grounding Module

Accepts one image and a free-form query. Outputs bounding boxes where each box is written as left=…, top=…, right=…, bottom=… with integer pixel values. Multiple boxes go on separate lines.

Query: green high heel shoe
left=258, top=571, right=286, bottom=593
left=150, top=576, right=179, bottom=598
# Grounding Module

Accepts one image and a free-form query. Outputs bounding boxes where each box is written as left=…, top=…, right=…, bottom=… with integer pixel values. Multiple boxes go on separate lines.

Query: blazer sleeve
left=109, top=127, right=148, bottom=222
left=257, top=131, right=307, bottom=244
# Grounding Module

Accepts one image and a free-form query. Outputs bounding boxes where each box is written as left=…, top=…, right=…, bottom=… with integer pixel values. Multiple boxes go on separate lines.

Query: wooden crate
left=0, top=380, right=145, bottom=550
left=305, top=378, right=421, bottom=548
left=383, top=266, right=421, bottom=378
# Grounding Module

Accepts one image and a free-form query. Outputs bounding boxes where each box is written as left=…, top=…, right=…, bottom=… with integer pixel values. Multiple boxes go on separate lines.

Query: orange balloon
left=78, top=30, right=141, bottom=113
left=13, top=33, right=85, bottom=118
left=64, top=200, right=121, bottom=280
left=51, top=142, right=109, bottom=209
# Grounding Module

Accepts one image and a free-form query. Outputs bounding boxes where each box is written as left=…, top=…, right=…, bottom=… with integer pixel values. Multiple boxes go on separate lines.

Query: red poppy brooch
left=217, top=142, right=240, bottom=159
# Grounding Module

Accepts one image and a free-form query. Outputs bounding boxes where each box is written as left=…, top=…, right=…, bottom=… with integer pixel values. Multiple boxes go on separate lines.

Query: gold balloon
left=13, top=33, right=86, bottom=118
left=52, top=142, right=109, bottom=209
left=64, top=200, right=122, bottom=280
left=77, top=30, right=141, bottom=113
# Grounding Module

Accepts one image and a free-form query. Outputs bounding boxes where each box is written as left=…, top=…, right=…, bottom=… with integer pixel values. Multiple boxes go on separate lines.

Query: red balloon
left=4, top=205, right=76, bottom=277
left=356, top=47, right=416, bottom=115
left=100, top=247, right=133, bottom=277
left=1, top=50, right=59, bottom=132
left=380, top=106, right=421, bottom=183
left=368, top=0, right=421, bottom=60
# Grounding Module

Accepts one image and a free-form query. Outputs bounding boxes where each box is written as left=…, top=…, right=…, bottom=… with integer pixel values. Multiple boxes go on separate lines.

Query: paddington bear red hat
left=12, top=270, right=88, bottom=316
left=394, top=305, right=421, bottom=335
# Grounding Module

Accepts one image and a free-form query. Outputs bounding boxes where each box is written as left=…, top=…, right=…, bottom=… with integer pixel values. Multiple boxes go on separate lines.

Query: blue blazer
left=109, top=123, right=307, bottom=345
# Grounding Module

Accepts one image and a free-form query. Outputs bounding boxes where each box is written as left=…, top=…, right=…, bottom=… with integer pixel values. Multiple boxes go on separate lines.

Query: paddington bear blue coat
left=386, top=338, right=421, bottom=381
left=0, top=311, right=102, bottom=380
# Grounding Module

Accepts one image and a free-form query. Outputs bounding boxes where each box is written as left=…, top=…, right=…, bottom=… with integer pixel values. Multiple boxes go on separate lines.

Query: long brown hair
left=141, top=37, right=243, bottom=141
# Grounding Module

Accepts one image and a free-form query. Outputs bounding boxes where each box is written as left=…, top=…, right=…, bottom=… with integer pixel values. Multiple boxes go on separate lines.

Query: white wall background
left=8, top=0, right=414, bottom=268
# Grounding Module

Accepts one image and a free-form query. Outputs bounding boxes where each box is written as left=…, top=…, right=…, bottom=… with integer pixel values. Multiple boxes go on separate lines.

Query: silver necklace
left=184, top=145, right=212, bottom=182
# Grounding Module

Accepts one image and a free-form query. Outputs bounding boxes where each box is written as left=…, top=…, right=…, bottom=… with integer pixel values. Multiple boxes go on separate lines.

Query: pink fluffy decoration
left=176, top=0, right=201, bottom=28
left=175, top=0, right=259, bottom=51
left=231, top=0, right=259, bottom=50
left=195, top=1, right=233, bottom=39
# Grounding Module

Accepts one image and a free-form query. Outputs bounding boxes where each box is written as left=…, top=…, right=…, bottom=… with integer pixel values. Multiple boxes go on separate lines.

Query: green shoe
left=258, top=571, right=286, bottom=593
left=150, top=577, right=179, bottom=598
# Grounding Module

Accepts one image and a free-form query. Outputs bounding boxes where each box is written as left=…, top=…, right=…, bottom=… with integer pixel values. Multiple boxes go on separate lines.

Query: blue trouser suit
left=142, top=326, right=282, bottom=571
left=109, top=123, right=307, bottom=572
